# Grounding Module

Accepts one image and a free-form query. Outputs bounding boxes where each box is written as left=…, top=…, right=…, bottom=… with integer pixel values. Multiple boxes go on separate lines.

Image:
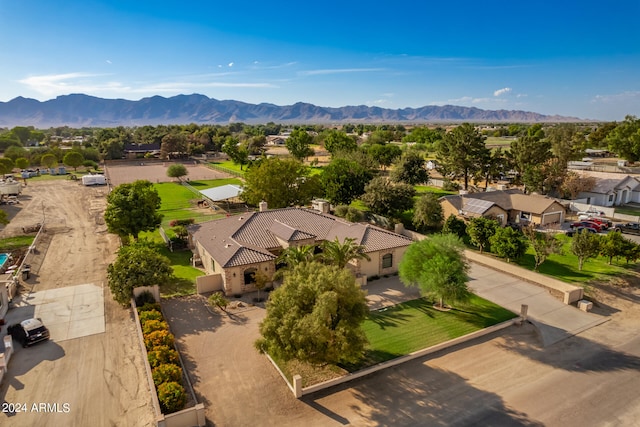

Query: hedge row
left=137, top=302, right=187, bottom=414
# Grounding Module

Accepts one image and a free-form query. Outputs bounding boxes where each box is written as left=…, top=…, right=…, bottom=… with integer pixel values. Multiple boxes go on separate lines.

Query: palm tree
left=274, top=244, right=316, bottom=280
left=320, top=237, right=370, bottom=269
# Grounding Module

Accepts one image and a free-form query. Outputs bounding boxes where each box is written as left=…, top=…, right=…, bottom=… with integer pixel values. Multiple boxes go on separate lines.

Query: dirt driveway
left=0, top=180, right=155, bottom=427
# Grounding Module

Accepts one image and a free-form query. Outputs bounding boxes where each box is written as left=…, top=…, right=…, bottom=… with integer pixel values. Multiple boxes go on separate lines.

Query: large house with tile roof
left=575, top=173, right=640, bottom=207
left=440, top=189, right=565, bottom=226
left=188, top=207, right=413, bottom=296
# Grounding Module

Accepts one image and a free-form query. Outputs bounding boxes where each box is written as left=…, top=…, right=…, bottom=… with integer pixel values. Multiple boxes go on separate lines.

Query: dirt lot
left=0, top=180, right=155, bottom=426
left=105, top=160, right=230, bottom=187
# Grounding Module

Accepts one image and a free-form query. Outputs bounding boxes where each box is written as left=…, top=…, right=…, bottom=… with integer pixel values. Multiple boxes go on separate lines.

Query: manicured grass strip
left=0, top=235, right=35, bottom=251
left=355, top=295, right=516, bottom=369
left=514, top=234, right=633, bottom=283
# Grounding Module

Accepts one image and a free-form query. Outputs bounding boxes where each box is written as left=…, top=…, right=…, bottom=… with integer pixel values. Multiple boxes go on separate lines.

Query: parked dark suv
left=8, top=318, right=50, bottom=347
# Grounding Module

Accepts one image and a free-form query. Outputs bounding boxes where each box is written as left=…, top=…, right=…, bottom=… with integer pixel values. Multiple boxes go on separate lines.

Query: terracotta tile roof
left=189, top=207, right=412, bottom=267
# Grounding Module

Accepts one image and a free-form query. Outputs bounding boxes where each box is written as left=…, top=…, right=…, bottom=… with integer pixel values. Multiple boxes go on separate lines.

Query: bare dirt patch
left=0, top=179, right=155, bottom=427
left=105, top=160, right=231, bottom=187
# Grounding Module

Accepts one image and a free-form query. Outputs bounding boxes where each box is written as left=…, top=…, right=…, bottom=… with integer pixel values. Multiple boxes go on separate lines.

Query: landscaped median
left=269, top=295, right=518, bottom=397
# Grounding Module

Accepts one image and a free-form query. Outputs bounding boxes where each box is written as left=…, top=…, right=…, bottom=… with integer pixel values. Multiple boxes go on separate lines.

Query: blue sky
left=1, top=0, right=638, bottom=121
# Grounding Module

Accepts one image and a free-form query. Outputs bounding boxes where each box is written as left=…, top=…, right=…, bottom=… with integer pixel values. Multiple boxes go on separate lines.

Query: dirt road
left=0, top=180, right=155, bottom=427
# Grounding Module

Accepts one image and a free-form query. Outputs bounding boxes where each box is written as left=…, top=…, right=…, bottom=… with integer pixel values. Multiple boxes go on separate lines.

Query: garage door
left=542, top=212, right=562, bottom=225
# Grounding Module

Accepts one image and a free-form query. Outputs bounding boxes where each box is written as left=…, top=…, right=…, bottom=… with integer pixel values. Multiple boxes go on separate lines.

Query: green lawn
left=0, top=235, right=35, bottom=251
left=415, top=185, right=457, bottom=199
left=513, top=234, right=633, bottom=283
left=614, top=205, right=640, bottom=217
left=355, top=295, right=516, bottom=369
left=208, top=160, right=246, bottom=176
left=154, top=178, right=241, bottom=226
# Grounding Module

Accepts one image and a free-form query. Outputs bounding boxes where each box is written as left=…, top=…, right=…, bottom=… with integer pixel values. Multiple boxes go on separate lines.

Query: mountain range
left=0, top=94, right=582, bottom=127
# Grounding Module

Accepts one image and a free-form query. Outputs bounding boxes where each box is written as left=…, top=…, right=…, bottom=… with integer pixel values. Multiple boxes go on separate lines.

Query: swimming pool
left=0, top=253, right=10, bottom=270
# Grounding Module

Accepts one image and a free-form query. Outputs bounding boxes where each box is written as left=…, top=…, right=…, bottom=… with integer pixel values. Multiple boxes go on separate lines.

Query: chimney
left=259, top=201, right=268, bottom=212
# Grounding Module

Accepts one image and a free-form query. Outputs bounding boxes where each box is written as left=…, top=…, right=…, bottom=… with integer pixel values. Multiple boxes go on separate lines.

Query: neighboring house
left=123, top=143, right=161, bottom=159
left=440, top=189, right=565, bottom=226
left=266, top=136, right=287, bottom=146
left=188, top=206, right=413, bottom=296
left=577, top=174, right=640, bottom=207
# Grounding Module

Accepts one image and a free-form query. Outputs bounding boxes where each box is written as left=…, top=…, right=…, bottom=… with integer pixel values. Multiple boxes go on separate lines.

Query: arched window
left=244, top=268, right=257, bottom=285
left=382, top=253, right=393, bottom=269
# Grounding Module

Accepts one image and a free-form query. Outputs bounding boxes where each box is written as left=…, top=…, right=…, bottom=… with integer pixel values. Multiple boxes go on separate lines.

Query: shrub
left=333, top=205, right=349, bottom=218
left=135, top=291, right=157, bottom=307
left=168, top=218, right=195, bottom=227
left=137, top=302, right=162, bottom=313
left=157, top=381, right=187, bottom=414
left=442, top=179, right=460, bottom=191
left=139, top=309, right=163, bottom=324
left=144, top=330, right=175, bottom=351
left=147, top=346, right=180, bottom=368
left=152, top=363, right=183, bottom=387
left=142, top=319, right=169, bottom=335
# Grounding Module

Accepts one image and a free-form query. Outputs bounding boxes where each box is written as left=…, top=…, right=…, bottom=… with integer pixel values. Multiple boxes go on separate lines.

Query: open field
left=105, top=160, right=230, bottom=186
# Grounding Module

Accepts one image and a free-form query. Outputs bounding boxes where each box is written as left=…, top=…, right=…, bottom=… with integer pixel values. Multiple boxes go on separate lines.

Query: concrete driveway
left=9, top=283, right=105, bottom=342
left=468, top=263, right=608, bottom=346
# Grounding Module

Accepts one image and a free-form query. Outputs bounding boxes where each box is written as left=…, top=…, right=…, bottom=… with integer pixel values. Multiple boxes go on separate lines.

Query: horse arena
left=104, top=160, right=231, bottom=187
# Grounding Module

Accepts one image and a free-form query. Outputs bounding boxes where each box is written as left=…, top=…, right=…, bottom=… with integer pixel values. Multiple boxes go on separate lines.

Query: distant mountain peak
left=0, top=93, right=583, bottom=127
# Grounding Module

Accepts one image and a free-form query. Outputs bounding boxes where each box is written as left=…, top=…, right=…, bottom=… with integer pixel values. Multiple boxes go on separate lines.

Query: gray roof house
left=188, top=207, right=413, bottom=296
left=577, top=174, right=640, bottom=207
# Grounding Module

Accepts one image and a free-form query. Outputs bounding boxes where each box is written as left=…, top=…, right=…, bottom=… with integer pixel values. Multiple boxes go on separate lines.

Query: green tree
left=435, top=123, right=489, bottom=190
left=523, top=226, right=562, bottom=271
left=360, top=177, right=416, bottom=218
left=40, top=153, right=58, bottom=169
left=508, top=135, right=552, bottom=186
left=367, top=144, right=402, bottom=170
left=241, top=158, right=322, bottom=208
left=322, top=129, right=358, bottom=155
left=442, top=214, right=467, bottom=238
left=321, top=158, right=372, bottom=205
left=412, top=193, right=444, bottom=232
left=63, top=151, right=85, bottom=171
left=166, top=164, right=188, bottom=181
left=104, top=180, right=163, bottom=241
left=285, top=129, right=314, bottom=161
left=222, top=136, right=249, bottom=170
left=466, top=217, right=499, bottom=253
left=571, top=229, right=601, bottom=271
left=107, top=242, right=173, bottom=305
left=399, top=233, right=470, bottom=308
left=599, top=231, right=627, bottom=265
left=4, top=146, right=28, bottom=162
left=255, top=262, right=369, bottom=366
left=160, top=133, right=188, bottom=160
left=15, top=157, right=29, bottom=170
left=390, top=151, right=429, bottom=185
left=0, top=158, right=14, bottom=176
left=489, top=227, right=528, bottom=263
left=606, top=115, right=640, bottom=162
left=320, top=237, right=370, bottom=269
left=208, top=292, right=229, bottom=313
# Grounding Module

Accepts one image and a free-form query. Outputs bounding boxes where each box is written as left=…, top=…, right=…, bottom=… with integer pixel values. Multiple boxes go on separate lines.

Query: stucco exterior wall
left=359, top=246, right=408, bottom=278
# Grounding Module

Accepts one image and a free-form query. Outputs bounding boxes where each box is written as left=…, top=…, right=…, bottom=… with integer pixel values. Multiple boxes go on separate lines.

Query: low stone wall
left=465, top=250, right=583, bottom=304
left=293, top=318, right=519, bottom=397
left=131, top=292, right=206, bottom=427
left=0, top=335, right=14, bottom=385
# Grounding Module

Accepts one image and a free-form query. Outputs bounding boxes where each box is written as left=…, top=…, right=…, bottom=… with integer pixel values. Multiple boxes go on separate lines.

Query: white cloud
left=228, top=62, right=234, bottom=67
left=592, top=90, right=640, bottom=104
left=17, top=72, right=277, bottom=98
left=299, top=68, right=384, bottom=76
left=494, top=87, right=512, bottom=97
